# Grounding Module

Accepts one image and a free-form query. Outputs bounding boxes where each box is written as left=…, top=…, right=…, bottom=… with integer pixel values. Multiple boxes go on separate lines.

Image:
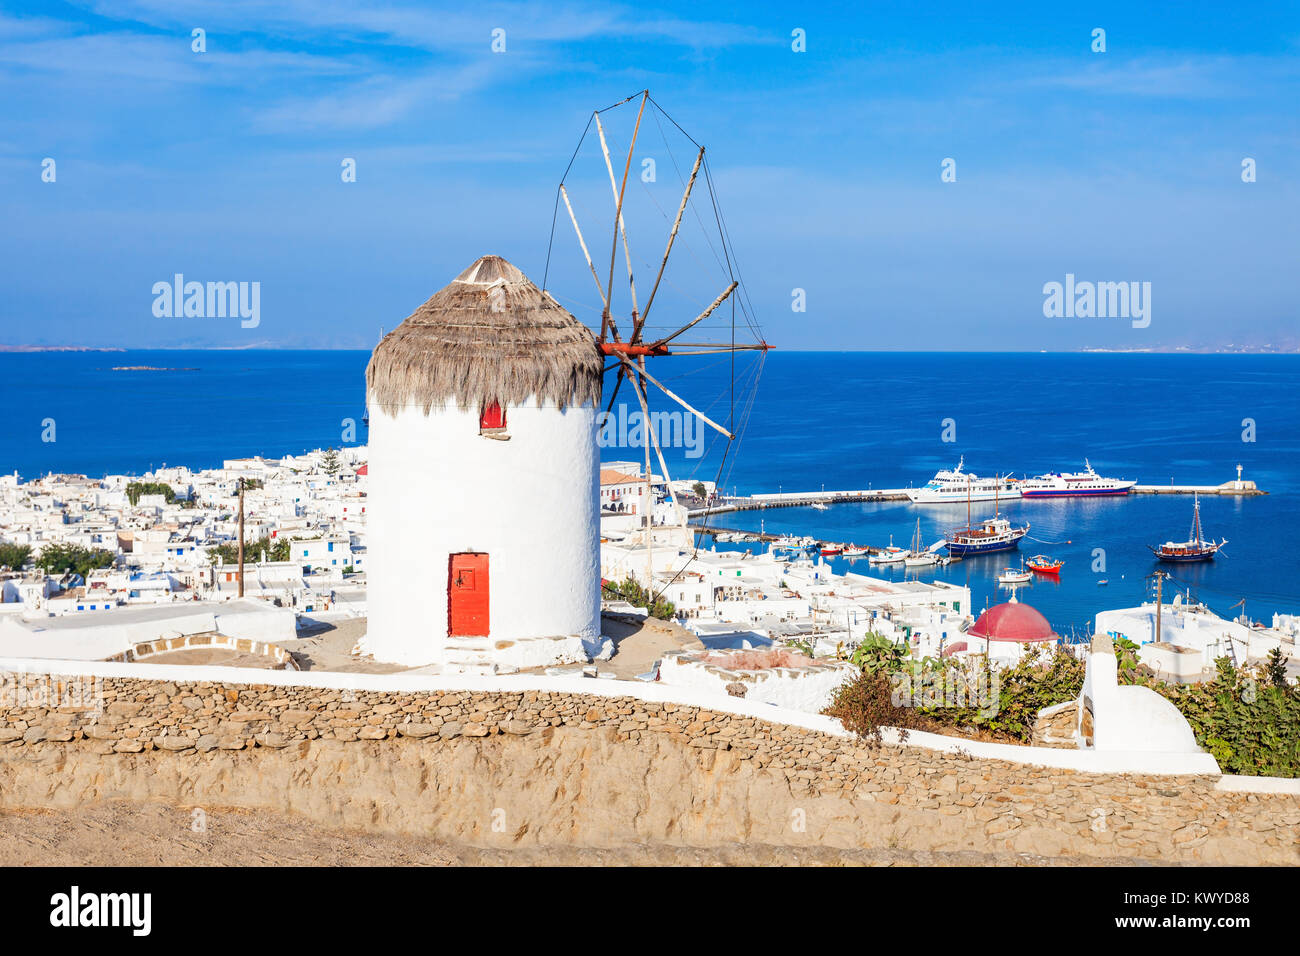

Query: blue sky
left=1, top=0, right=1297, bottom=350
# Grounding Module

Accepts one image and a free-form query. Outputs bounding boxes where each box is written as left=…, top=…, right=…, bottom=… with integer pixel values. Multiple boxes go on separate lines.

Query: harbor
left=694, top=464, right=1266, bottom=517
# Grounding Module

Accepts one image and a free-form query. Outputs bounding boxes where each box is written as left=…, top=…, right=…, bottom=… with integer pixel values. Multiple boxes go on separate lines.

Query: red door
left=448, top=553, right=489, bottom=636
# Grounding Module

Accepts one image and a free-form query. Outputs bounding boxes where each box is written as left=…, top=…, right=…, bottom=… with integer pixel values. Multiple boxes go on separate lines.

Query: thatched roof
left=366, top=255, right=602, bottom=416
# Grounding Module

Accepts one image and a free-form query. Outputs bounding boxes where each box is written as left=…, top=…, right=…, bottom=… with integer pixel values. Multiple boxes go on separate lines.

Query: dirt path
left=600, top=612, right=704, bottom=680
left=0, top=804, right=1155, bottom=866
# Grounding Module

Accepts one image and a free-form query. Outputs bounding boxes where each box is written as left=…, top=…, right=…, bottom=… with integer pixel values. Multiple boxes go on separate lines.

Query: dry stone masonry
left=1, top=672, right=1296, bottom=863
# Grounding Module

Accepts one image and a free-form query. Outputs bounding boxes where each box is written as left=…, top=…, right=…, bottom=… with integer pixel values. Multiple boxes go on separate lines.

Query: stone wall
left=1, top=670, right=1297, bottom=863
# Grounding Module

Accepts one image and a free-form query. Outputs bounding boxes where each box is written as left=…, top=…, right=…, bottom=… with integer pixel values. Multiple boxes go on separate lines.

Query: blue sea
left=1, top=350, right=1297, bottom=634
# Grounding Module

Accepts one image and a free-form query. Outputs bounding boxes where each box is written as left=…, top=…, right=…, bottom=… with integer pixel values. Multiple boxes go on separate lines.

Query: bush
left=34, top=544, right=115, bottom=578
left=1125, top=652, right=1300, bottom=777
left=827, top=644, right=1084, bottom=745
left=601, top=577, right=676, bottom=620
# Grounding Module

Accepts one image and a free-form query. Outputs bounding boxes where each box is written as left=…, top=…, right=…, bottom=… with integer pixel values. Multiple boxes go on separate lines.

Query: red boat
left=820, top=544, right=843, bottom=556
left=1026, top=555, right=1063, bottom=575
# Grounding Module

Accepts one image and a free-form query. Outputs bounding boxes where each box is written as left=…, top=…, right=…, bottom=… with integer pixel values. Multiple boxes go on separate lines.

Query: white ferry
left=1019, top=459, right=1135, bottom=498
left=906, top=457, right=1021, bottom=504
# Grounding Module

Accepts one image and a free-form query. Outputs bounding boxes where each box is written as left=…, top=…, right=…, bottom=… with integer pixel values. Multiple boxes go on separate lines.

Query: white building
left=363, top=255, right=601, bottom=671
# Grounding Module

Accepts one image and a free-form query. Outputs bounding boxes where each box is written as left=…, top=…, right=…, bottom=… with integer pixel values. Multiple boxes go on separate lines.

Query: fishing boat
left=1026, top=555, right=1064, bottom=575
left=1149, top=494, right=1226, bottom=562
left=905, top=457, right=1022, bottom=503
left=819, top=544, right=843, bottom=556
left=998, top=567, right=1032, bottom=585
left=869, top=536, right=906, bottom=564
left=810, top=501, right=829, bottom=511
left=1019, top=459, right=1136, bottom=498
left=842, top=544, right=868, bottom=558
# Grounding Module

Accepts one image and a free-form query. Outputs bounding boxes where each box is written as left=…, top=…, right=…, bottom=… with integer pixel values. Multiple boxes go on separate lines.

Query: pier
left=690, top=489, right=910, bottom=517
left=690, top=467, right=1266, bottom=516
left=1131, top=483, right=1266, bottom=496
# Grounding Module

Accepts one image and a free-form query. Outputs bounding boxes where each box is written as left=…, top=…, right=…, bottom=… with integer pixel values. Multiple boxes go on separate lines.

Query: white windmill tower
left=364, top=255, right=603, bottom=671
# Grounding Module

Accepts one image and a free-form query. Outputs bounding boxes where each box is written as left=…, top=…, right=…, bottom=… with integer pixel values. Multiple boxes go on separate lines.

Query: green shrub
left=601, top=577, right=676, bottom=620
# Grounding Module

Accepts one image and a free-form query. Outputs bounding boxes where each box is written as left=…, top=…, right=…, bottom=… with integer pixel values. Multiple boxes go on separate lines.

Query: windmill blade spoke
left=618, top=356, right=732, bottom=440
left=595, top=114, right=641, bottom=331
left=640, top=145, right=705, bottom=334
left=605, top=366, right=626, bottom=414
left=630, top=373, right=678, bottom=509
left=648, top=280, right=738, bottom=350
left=559, top=184, right=608, bottom=316
left=606, top=92, right=648, bottom=323
left=660, top=348, right=769, bottom=356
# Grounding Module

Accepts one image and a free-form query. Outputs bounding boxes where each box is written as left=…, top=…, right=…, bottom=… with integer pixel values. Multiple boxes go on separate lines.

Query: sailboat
left=1149, top=494, right=1226, bottom=562
left=945, top=473, right=1029, bottom=556
left=903, top=518, right=938, bottom=567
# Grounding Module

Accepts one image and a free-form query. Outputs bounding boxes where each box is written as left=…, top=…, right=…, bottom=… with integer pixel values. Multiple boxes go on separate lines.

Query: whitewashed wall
left=366, top=396, right=599, bottom=667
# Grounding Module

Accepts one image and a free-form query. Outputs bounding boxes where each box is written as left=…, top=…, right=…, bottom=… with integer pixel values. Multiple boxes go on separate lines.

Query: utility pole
left=237, top=477, right=245, bottom=598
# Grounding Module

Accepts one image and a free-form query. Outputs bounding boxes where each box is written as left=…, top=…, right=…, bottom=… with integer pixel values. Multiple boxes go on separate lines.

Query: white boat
left=902, top=519, right=938, bottom=566
left=842, top=544, right=868, bottom=557
left=810, top=501, right=829, bottom=511
left=1020, top=459, right=1136, bottom=498
left=869, top=536, right=906, bottom=564
left=998, top=567, right=1032, bottom=585
left=906, top=456, right=1021, bottom=503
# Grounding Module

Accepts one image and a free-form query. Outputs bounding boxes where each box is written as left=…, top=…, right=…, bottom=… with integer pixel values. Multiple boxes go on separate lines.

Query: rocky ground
left=599, top=612, right=704, bottom=679
left=0, top=803, right=1155, bottom=866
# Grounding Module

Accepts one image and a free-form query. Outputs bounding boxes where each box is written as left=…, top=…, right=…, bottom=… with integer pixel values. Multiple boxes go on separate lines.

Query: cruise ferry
left=1019, top=460, right=1135, bottom=498
left=906, top=458, right=1021, bottom=504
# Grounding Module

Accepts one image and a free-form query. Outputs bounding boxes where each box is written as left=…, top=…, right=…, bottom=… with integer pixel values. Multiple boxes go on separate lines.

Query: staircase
left=443, top=635, right=495, bottom=675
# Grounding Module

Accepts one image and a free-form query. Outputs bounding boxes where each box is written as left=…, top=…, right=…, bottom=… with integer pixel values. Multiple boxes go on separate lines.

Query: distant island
left=112, top=366, right=199, bottom=371
left=0, top=345, right=126, bottom=352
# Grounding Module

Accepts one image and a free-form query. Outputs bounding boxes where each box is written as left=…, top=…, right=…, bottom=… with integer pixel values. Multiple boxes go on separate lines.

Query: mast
left=1192, top=494, right=1202, bottom=546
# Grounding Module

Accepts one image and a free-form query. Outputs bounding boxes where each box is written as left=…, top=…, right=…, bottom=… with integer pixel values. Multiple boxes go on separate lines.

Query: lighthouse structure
left=363, top=255, right=602, bottom=671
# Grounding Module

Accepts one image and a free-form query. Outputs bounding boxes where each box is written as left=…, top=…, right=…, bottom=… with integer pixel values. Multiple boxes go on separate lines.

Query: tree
left=34, top=544, right=115, bottom=578
left=692, top=481, right=707, bottom=500
left=126, top=481, right=176, bottom=506
left=1265, top=648, right=1291, bottom=691
left=0, top=542, right=32, bottom=570
left=322, top=448, right=340, bottom=478
left=208, top=535, right=291, bottom=566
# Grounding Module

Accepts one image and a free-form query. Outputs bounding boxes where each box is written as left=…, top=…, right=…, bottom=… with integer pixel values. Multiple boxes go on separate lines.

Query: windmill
left=543, top=90, right=770, bottom=591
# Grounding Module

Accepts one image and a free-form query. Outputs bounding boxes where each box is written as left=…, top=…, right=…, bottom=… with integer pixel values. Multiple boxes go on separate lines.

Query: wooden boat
left=1149, top=494, right=1225, bottom=563
left=842, top=544, right=868, bottom=557
left=819, top=544, right=843, bottom=556
left=1026, top=554, right=1064, bottom=575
